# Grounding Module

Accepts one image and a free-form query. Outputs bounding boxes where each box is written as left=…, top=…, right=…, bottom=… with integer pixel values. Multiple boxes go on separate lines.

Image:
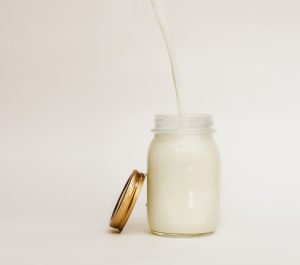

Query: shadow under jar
left=147, top=114, right=220, bottom=237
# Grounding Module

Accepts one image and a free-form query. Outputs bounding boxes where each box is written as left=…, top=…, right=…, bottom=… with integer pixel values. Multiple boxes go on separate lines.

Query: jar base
left=151, top=229, right=214, bottom=238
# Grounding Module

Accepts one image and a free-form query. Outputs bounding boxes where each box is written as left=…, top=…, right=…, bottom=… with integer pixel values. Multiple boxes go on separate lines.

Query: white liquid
left=148, top=2, right=220, bottom=236
left=147, top=132, right=220, bottom=235
left=151, top=0, right=185, bottom=115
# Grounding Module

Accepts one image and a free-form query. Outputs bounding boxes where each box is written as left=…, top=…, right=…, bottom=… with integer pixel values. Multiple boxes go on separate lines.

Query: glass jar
left=147, top=114, right=220, bottom=236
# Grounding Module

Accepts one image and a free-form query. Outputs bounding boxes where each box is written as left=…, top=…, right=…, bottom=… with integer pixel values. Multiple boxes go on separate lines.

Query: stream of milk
left=150, top=0, right=185, bottom=115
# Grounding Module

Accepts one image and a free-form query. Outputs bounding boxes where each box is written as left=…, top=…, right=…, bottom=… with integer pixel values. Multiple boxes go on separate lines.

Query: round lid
left=109, top=170, right=145, bottom=232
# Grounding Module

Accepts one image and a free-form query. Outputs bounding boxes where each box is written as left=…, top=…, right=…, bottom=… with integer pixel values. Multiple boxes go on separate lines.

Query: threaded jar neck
left=152, top=114, right=214, bottom=134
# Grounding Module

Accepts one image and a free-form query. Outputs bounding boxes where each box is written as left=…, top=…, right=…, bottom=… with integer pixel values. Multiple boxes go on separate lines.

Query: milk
left=147, top=2, right=220, bottom=236
left=147, top=131, right=220, bottom=235
left=150, top=0, right=185, bottom=115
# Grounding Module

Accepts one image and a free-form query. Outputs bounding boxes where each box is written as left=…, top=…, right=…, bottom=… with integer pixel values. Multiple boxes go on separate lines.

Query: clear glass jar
left=147, top=114, right=220, bottom=236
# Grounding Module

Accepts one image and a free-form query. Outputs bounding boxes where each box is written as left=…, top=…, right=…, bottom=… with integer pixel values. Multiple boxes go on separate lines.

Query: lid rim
left=109, top=170, right=145, bottom=232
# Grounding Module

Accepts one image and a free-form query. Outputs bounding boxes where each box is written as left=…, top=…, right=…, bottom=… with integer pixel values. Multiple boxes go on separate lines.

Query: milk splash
left=150, top=0, right=185, bottom=116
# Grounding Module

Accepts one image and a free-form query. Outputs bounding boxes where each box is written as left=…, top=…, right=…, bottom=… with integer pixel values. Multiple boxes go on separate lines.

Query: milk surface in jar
left=147, top=0, right=220, bottom=236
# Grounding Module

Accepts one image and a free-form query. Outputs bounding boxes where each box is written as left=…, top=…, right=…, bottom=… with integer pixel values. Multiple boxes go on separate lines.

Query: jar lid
left=110, top=170, right=145, bottom=232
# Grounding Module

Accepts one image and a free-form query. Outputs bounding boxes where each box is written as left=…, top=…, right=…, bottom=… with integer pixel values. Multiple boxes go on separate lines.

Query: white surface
left=1, top=0, right=300, bottom=264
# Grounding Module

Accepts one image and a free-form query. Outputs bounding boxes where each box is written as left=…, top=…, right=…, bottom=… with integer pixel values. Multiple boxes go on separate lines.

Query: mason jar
left=110, top=114, right=220, bottom=237
left=147, top=114, right=220, bottom=236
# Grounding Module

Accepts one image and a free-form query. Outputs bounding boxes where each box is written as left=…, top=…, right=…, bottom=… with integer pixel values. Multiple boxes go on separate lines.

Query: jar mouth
left=152, top=113, right=215, bottom=134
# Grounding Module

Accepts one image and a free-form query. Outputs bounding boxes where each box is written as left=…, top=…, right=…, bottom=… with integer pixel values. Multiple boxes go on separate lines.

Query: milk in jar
left=147, top=114, right=220, bottom=236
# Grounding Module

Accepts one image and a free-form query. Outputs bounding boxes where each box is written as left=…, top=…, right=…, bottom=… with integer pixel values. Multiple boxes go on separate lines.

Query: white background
left=1, top=0, right=300, bottom=264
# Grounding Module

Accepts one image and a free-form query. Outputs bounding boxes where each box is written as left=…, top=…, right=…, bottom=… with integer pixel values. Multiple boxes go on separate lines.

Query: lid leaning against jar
left=110, top=170, right=145, bottom=232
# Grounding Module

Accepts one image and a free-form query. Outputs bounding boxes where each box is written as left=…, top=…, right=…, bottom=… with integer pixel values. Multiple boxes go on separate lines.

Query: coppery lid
left=110, top=170, right=145, bottom=232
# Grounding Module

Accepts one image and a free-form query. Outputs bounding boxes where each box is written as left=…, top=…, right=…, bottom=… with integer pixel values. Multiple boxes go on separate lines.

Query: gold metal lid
left=110, top=170, right=145, bottom=232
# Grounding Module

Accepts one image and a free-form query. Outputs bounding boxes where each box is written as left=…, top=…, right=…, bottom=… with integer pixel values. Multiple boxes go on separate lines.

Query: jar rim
left=152, top=113, right=215, bottom=134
